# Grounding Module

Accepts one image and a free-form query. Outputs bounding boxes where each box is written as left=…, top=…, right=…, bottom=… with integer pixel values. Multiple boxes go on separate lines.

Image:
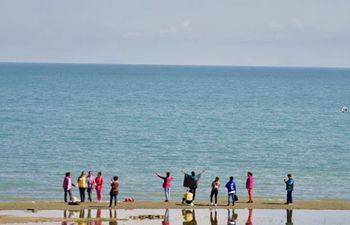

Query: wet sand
left=1, top=206, right=350, bottom=224
left=1, top=199, right=350, bottom=211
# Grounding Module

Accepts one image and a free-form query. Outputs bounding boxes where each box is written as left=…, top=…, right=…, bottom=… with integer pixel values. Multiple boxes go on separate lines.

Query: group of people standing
left=62, top=171, right=119, bottom=207
left=63, top=170, right=294, bottom=207
left=156, top=170, right=256, bottom=206
left=156, top=171, right=294, bottom=206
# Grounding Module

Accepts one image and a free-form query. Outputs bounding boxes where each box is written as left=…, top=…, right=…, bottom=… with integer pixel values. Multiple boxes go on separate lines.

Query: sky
left=0, top=0, right=350, bottom=67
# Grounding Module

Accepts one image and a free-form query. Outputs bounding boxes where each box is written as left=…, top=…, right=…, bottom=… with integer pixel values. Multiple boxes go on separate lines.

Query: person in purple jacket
left=62, top=172, right=75, bottom=202
left=225, top=176, right=237, bottom=206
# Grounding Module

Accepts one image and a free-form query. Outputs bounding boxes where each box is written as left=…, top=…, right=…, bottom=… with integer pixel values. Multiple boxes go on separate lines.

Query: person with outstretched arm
left=155, top=172, right=173, bottom=202
left=182, top=170, right=205, bottom=202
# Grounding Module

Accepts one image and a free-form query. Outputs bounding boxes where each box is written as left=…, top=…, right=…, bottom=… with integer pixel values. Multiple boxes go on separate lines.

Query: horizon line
left=1, top=61, right=350, bottom=70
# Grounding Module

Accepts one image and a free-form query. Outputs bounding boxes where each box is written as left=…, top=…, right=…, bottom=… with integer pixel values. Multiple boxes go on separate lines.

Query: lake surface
left=0, top=63, right=349, bottom=201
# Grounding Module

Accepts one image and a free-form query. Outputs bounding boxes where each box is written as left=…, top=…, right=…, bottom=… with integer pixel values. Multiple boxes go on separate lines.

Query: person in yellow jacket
left=182, top=189, right=194, bottom=206
left=77, top=171, right=88, bottom=202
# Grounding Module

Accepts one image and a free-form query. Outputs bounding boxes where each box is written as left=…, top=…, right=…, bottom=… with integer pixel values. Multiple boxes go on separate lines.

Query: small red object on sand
left=124, top=197, right=135, bottom=202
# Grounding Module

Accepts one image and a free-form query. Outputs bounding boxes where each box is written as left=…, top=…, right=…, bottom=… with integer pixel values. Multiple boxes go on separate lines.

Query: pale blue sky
left=1, top=0, right=350, bottom=67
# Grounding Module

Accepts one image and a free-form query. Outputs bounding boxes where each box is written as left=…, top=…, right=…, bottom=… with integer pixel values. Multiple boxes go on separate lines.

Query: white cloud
left=183, top=20, right=191, bottom=32
left=159, top=20, right=191, bottom=34
left=122, top=32, right=144, bottom=39
left=269, top=18, right=304, bottom=30
left=159, top=27, right=178, bottom=34
left=290, top=18, right=303, bottom=28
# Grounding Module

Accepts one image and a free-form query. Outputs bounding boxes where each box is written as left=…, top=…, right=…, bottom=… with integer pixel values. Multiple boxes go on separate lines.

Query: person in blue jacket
left=284, top=174, right=294, bottom=205
left=225, top=176, right=237, bottom=206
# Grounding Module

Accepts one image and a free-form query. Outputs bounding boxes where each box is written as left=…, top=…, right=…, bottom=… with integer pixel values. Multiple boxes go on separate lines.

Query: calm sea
left=0, top=63, right=349, bottom=201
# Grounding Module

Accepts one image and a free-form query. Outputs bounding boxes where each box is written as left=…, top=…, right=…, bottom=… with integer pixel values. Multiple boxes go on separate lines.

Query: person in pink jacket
left=155, top=172, right=173, bottom=202
left=246, top=172, right=254, bottom=203
left=95, top=172, right=104, bottom=202
left=62, top=172, right=75, bottom=202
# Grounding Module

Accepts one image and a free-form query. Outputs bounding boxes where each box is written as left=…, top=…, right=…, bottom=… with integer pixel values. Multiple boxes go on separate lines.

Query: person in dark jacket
left=182, top=170, right=205, bottom=202
left=225, top=176, right=237, bottom=206
left=284, top=174, right=294, bottom=205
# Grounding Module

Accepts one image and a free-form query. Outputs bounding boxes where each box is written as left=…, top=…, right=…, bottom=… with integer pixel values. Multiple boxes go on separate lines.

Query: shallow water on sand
left=1, top=209, right=350, bottom=224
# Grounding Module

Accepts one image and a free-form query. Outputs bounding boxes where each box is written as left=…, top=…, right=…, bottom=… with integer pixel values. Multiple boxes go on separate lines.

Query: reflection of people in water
left=210, top=209, right=218, bottom=225
left=109, top=209, right=118, bottom=225
left=95, top=209, right=102, bottom=225
left=227, top=209, right=238, bottom=225
left=87, top=209, right=94, bottom=225
left=79, top=209, right=85, bottom=218
left=245, top=208, right=253, bottom=225
left=162, top=209, right=170, bottom=225
left=87, top=209, right=92, bottom=219
left=62, top=210, right=75, bottom=225
left=78, top=209, right=87, bottom=225
left=182, top=209, right=197, bottom=225
left=63, top=210, right=75, bottom=219
left=286, top=209, right=293, bottom=225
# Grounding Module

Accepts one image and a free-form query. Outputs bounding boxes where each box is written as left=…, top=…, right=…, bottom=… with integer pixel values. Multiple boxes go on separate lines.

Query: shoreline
left=1, top=199, right=350, bottom=210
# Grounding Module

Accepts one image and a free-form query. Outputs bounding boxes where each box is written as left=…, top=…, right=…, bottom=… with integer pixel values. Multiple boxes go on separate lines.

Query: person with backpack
left=155, top=172, right=173, bottom=202
left=225, top=176, right=237, bottom=206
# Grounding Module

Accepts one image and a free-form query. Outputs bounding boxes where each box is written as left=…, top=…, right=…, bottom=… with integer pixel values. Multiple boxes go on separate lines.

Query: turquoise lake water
left=0, top=63, right=349, bottom=201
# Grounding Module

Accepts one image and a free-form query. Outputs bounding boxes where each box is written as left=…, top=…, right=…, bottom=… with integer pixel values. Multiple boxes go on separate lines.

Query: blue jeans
left=109, top=193, right=118, bottom=206
left=287, top=190, right=293, bottom=204
left=228, top=193, right=235, bottom=205
left=64, top=189, right=72, bottom=202
left=164, top=188, right=170, bottom=201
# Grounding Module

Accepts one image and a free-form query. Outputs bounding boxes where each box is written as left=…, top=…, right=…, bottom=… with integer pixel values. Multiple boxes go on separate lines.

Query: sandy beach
left=1, top=199, right=350, bottom=210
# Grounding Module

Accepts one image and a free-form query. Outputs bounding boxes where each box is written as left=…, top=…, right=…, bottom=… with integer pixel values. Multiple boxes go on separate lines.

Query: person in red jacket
left=95, top=172, right=104, bottom=202
left=155, top=172, right=173, bottom=202
left=246, top=172, right=254, bottom=203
